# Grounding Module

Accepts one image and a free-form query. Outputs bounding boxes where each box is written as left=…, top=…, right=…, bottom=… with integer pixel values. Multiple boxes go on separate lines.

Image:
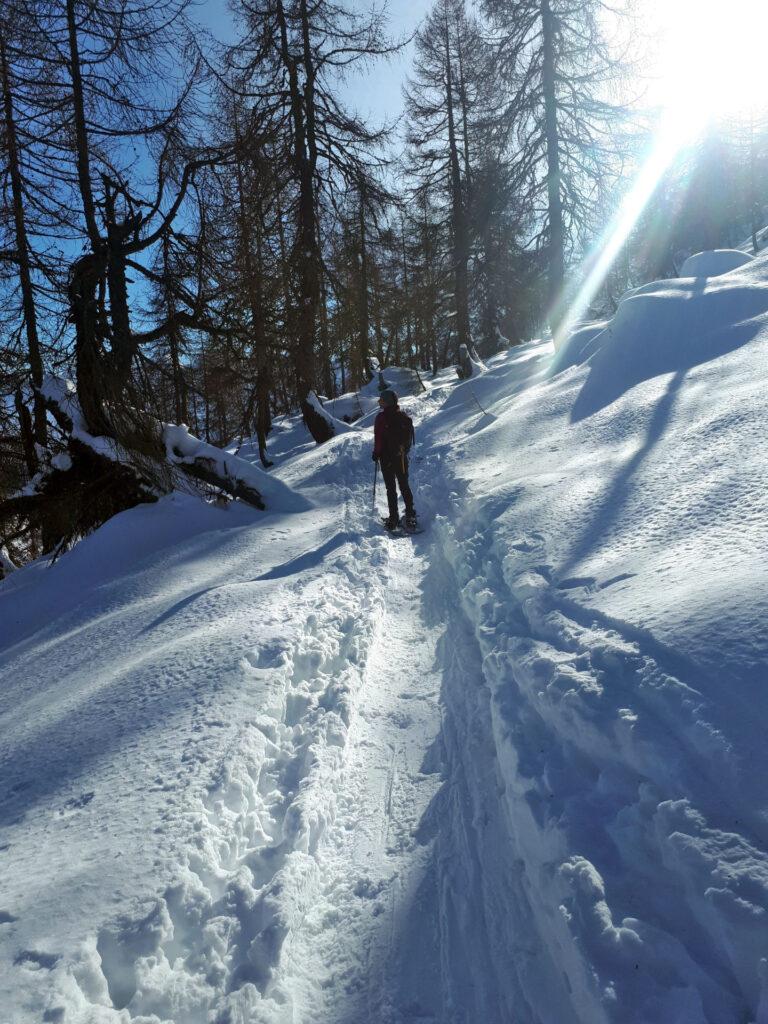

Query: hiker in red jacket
left=373, top=389, right=417, bottom=531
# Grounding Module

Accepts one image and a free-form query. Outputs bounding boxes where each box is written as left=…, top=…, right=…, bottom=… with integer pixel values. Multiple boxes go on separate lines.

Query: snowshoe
left=381, top=515, right=401, bottom=532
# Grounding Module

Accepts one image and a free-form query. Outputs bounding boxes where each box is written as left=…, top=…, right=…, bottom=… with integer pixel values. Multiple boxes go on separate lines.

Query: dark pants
left=380, top=453, right=414, bottom=521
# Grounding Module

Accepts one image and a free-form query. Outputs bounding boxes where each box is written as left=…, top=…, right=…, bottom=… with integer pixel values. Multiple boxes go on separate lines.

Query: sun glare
left=551, top=0, right=767, bottom=348
left=657, top=0, right=768, bottom=122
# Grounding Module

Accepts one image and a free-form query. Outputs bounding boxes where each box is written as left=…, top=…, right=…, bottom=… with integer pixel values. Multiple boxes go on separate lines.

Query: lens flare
left=551, top=0, right=766, bottom=348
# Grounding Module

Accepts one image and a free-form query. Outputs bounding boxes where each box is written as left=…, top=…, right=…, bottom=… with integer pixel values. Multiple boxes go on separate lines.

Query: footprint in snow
left=59, top=791, right=94, bottom=814
left=353, top=876, right=386, bottom=900
left=388, top=709, right=414, bottom=729
left=14, top=950, right=60, bottom=970
left=246, top=643, right=288, bottom=669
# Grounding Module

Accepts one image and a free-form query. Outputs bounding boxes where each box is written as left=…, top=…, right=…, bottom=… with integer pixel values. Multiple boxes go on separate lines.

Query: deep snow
left=3, top=253, right=768, bottom=1023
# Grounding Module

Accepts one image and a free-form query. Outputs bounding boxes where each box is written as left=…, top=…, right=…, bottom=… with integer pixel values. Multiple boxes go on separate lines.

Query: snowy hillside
left=3, top=253, right=768, bottom=1023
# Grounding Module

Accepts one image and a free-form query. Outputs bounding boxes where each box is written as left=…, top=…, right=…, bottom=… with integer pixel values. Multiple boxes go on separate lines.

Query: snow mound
left=316, top=392, right=375, bottom=424
left=680, top=249, right=754, bottom=278
left=361, top=365, right=425, bottom=399
left=551, top=253, right=768, bottom=420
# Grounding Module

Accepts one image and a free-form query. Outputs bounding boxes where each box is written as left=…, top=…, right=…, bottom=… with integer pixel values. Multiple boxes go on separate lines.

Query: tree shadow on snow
left=570, top=284, right=766, bottom=423
left=559, top=368, right=686, bottom=579
left=253, top=530, right=355, bottom=581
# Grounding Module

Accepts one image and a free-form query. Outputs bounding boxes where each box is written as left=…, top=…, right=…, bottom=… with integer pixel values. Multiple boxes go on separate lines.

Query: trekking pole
left=372, top=459, right=378, bottom=513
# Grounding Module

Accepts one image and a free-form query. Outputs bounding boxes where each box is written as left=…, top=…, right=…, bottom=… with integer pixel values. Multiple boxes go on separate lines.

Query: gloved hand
left=372, top=453, right=378, bottom=463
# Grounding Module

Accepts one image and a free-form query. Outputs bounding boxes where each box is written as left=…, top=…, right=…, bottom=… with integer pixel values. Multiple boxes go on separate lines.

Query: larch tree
left=0, top=0, right=273, bottom=555
left=484, top=0, right=637, bottom=334
left=404, top=0, right=489, bottom=362
left=226, top=0, right=402, bottom=441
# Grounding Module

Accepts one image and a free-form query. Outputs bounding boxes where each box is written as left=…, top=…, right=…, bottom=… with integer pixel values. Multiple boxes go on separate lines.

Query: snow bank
left=420, top=256, right=768, bottom=1021
left=680, top=248, right=754, bottom=278
left=311, top=366, right=426, bottom=430
left=316, top=391, right=375, bottom=424
left=361, top=365, right=426, bottom=399
left=552, top=253, right=768, bottom=421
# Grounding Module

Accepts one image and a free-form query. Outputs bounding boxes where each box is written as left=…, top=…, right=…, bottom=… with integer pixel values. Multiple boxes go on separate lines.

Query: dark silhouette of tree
left=405, top=0, right=488, bottom=361
left=484, top=0, right=636, bottom=334
left=226, top=0, right=402, bottom=440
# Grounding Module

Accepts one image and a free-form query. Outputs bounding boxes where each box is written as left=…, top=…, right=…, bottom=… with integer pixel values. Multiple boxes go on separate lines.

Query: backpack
left=383, top=408, right=414, bottom=457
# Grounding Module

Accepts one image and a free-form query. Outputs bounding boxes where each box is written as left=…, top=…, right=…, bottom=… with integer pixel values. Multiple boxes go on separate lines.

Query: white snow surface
left=3, top=254, right=768, bottom=1023
left=679, top=249, right=754, bottom=278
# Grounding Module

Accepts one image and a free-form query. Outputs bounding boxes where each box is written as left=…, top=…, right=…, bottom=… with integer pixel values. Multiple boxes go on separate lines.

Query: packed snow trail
left=0, top=409, right=512, bottom=1023
left=274, top=531, right=445, bottom=1022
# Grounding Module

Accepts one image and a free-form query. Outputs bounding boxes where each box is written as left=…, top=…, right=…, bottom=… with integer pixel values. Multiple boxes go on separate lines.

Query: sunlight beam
left=551, top=0, right=768, bottom=349
left=551, top=109, right=703, bottom=348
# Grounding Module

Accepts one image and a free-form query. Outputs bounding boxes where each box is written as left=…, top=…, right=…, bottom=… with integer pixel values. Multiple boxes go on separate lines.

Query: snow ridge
left=437, top=494, right=768, bottom=1023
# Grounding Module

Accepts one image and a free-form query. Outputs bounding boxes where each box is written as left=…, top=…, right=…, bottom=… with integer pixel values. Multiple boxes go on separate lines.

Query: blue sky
left=191, top=0, right=432, bottom=125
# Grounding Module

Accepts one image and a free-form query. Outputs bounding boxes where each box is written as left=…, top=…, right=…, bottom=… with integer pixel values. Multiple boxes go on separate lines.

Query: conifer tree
left=484, top=0, right=635, bottom=333
left=226, top=0, right=401, bottom=440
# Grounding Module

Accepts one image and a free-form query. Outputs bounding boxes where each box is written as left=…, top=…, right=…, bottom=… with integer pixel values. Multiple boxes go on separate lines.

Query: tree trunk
left=358, top=181, right=370, bottom=384
left=444, top=24, right=471, bottom=361
left=234, top=124, right=272, bottom=463
left=319, top=268, right=335, bottom=398
left=456, top=32, right=473, bottom=193
left=401, top=220, right=413, bottom=363
left=65, top=0, right=101, bottom=249
left=1, top=35, right=46, bottom=456
left=14, top=388, right=37, bottom=480
left=275, top=0, right=331, bottom=441
left=104, top=181, right=135, bottom=389
left=541, top=0, right=565, bottom=324
left=69, top=251, right=110, bottom=435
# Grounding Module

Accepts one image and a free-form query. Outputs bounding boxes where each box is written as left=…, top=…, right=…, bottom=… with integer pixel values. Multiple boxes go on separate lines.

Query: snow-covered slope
left=3, top=253, right=768, bottom=1023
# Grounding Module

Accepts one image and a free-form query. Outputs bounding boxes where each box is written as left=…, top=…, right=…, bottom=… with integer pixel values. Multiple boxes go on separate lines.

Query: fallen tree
left=0, top=379, right=272, bottom=560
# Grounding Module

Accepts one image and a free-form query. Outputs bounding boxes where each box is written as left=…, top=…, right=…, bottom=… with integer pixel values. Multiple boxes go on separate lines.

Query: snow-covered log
left=2, top=378, right=311, bottom=558
left=163, top=425, right=311, bottom=513
left=305, top=391, right=354, bottom=438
